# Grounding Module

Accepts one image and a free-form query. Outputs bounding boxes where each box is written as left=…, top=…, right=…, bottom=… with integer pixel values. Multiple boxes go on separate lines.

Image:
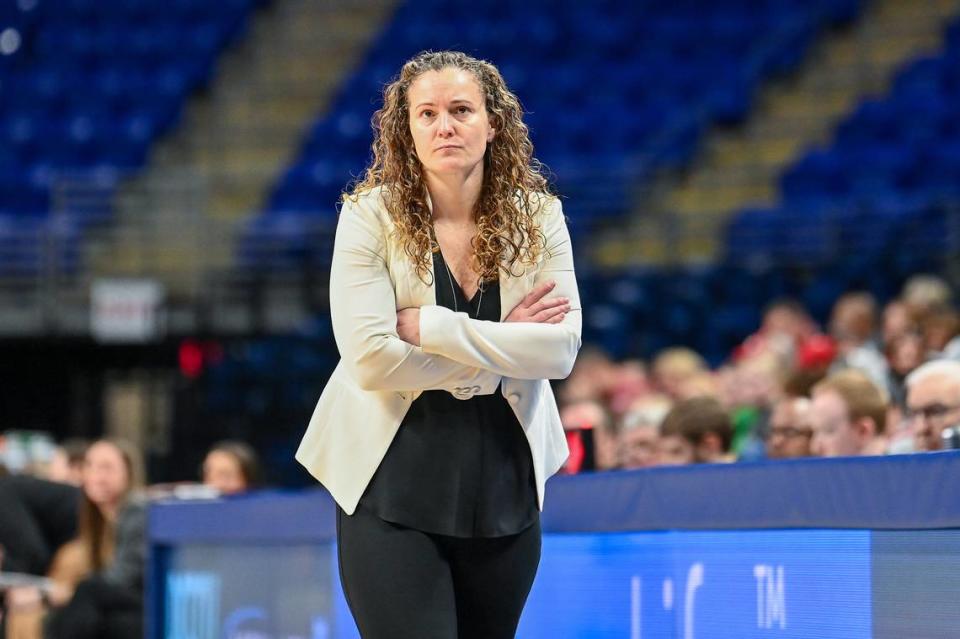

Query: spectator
left=42, top=438, right=147, bottom=639
left=0, top=476, right=79, bottom=576
left=902, top=274, right=952, bottom=320
left=920, top=305, right=960, bottom=357
left=904, top=360, right=960, bottom=452
left=885, top=331, right=925, bottom=409
left=202, top=440, right=262, bottom=495
left=766, top=397, right=814, bottom=459
left=881, top=299, right=915, bottom=346
left=652, top=348, right=708, bottom=399
left=829, top=292, right=888, bottom=391
left=45, top=439, right=90, bottom=487
left=557, top=347, right=616, bottom=404
left=605, top=359, right=652, bottom=416
left=734, top=298, right=819, bottom=364
left=657, top=397, right=733, bottom=465
left=618, top=395, right=671, bottom=469
left=810, top=370, right=888, bottom=457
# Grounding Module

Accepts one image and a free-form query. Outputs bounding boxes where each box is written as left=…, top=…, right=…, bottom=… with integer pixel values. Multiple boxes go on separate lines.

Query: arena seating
left=243, top=0, right=861, bottom=270
left=0, top=0, right=261, bottom=274
left=726, top=15, right=960, bottom=269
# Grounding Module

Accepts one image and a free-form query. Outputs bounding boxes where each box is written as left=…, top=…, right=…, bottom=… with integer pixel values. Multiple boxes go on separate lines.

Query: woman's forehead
left=409, top=68, right=483, bottom=103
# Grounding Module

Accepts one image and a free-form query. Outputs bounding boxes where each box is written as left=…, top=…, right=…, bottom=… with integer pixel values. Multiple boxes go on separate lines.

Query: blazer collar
left=419, top=189, right=527, bottom=321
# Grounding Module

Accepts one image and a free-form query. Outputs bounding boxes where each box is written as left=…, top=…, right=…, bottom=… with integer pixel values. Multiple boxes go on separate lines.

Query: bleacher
left=726, top=15, right=960, bottom=270
left=0, top=0, right=261, bottom=275
left=242, top=0, right=861, bottom=270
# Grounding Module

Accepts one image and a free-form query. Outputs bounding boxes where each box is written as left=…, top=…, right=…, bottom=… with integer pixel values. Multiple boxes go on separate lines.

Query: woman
left=295, top=50, right=581, bottom=637
left=43, top=438, right=146, bottom=639
left=201, top=440, right=262, bottom=495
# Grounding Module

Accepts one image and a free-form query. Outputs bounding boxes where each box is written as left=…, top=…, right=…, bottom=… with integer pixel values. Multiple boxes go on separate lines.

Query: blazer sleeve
left=418, top=197, right=582, bottom=380
left=330, top=197, right=502, bottom=394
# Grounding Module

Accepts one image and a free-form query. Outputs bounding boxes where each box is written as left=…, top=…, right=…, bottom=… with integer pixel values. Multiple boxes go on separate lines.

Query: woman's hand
left=397, top=279, right=569, bottom=346
left=506, top=280, right=570, bottom=324
left=397, top=308, right=421, bottom=346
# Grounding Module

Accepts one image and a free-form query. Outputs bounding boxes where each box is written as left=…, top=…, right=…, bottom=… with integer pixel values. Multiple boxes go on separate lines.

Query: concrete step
left=603, top=0, right=960, bottom=266
left=91, top=0, right=396, bottom=286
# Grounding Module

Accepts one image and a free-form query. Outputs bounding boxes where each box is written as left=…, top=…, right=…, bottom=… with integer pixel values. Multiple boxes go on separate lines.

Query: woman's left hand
left=396, top=308, right=421, bottom=346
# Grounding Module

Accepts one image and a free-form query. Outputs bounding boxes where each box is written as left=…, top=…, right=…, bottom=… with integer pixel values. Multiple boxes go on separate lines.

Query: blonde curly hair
left=346, top=50, right=553, bottom=284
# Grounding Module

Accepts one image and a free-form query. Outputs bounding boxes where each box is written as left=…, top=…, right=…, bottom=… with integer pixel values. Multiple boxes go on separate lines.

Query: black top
left=358, top=249, right=538, bottom=538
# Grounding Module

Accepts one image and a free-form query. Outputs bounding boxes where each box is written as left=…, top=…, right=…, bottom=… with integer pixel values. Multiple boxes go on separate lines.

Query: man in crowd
left=657, top=396, right=733, bottom=465
left=810, top=369, right=888, bottom=457
left=766, top=396, right=814, bottom=459
left=618, top=395, right=671, bottom=469
left=905, top=360, right=960, bottom=451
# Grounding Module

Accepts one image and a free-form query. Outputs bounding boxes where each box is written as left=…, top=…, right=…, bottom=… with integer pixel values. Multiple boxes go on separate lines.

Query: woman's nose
left=437, top=112, right=454, bottom=135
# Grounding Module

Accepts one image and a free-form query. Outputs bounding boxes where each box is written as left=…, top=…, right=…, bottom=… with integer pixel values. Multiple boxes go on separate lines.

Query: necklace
left=440, top=251, right=483, bottom=319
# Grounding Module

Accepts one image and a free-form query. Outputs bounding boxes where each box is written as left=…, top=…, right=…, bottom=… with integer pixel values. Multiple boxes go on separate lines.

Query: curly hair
left=346, top=50, right=553, bottom=284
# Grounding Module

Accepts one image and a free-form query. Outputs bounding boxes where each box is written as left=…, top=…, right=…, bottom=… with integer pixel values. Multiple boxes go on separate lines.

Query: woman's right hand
left=505, top=280, right=571, bottom=324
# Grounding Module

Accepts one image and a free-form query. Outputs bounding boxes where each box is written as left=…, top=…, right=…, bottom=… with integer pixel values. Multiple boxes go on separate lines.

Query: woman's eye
left=456, top=106, right=471, bottom=114
left=420, top=110, right=434, bottom=118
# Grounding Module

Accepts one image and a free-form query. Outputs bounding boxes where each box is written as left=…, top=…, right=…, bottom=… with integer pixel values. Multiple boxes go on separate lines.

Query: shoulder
left=341, top=186, right=392, bottom=222
left=517, top=191, right=564, bottom=228
left=118, top=497, right=148, bottom=531
left=334, top=186, right=397, bottom=251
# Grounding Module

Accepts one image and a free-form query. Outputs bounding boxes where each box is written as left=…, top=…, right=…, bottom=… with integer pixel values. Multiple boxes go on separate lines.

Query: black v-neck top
left=357, top=249, right=538, bottom=538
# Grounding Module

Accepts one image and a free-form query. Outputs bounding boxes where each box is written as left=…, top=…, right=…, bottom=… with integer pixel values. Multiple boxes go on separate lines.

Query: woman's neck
left=425, top=166, right=483, bottom=225
left=98, top=500, right=121, bottom=523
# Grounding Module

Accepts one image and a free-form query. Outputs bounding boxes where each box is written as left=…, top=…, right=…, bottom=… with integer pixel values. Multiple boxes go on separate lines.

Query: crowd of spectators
left=0, top=437, right=262, bottom=639
left=3, top=272, right=960, bottom=636
left=558, top=273, right=960, bottom=473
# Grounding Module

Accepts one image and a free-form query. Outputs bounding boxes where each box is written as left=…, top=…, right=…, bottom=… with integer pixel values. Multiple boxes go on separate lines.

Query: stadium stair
left=597, top=0, right=960, bottom=267
left=86, top=0, right=393, bottom=295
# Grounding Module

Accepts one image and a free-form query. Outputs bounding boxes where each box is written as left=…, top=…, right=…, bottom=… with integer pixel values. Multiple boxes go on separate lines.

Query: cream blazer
left=295, top=186, right=582, bottom=515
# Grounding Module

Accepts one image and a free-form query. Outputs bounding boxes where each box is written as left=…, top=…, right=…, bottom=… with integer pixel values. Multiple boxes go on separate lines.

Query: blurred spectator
left=829, top=292, right=888, bottom=390
left=0, top=477, right=79, bottom=576
left=885, top=331, right=925, bottom=409
left=605, top=359, right=652, bottom=416
left=766, top=397, right=814, bottom=459
left=810, top=370, right=888, bottom=457
left=902, top=274, right=952, bottom=319
left=202, top=440, right=262, bottom=495
left=44, top=439, right=90, bottom=487
left=652, top=348, right=708, bottom=399
left=37, top=438, right=146, bottom=639
left=657, top=397, right=733, bottom=465
left=559, top=400, right=616, bottom=473
left=734, top=298, right=819, bottom=364
left=920, top=305, right=960, bottom=357
left=557, top=347, right=616, bottom=404
left=904, top=360, right=960, bottom=452
left=717, top=354, right=782, bottom=460
left=782, top=368, right=827, bottom=398
left=618, top=395, right=671, bottom=470
left=882, top=299, right=915, bottom=346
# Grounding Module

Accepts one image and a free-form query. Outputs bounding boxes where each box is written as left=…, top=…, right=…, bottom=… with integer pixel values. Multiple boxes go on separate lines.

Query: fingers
left=529, top=296, right=570, bottom=315
left=521, top=280, right=556, bottom=307
left=532, top=303, right=570, bottom=323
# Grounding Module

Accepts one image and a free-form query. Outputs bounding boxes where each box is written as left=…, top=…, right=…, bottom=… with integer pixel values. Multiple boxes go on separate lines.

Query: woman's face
left=203, top=450, right=247, bottom=495
left=82, top=442, right=129, bottom=509
left=408, top=67, right=494, bottom=180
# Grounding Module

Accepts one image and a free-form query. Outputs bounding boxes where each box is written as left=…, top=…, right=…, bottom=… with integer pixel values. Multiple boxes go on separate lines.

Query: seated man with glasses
left=766, top=397, right=814, bottom=459
left=905, top=360, right=960, bottom=451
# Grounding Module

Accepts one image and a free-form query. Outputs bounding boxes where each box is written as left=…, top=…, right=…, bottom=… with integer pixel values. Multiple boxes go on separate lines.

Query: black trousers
left=336, top=504, right=541, bottom=639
